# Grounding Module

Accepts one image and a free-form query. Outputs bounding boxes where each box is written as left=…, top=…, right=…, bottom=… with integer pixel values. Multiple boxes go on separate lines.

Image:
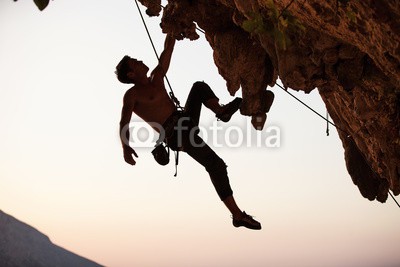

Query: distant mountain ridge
left=0, top=210, right=103, bottom=267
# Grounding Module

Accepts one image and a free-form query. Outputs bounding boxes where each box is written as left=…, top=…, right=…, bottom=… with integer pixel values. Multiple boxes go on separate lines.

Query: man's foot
left=216, top=97, right=242, bottom=122
left=232, top=211, right=262, bottom=230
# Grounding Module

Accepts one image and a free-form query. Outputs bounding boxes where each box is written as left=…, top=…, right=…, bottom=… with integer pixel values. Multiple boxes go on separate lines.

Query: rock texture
left=0, top=210, right=103, bottom=267
left=139, top=0, right=400, bottom=202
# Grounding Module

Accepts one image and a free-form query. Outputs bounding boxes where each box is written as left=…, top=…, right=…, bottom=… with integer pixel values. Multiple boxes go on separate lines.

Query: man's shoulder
left=150, top=66, right=165, bottom=83
left=123, top=87, right=137, bottom=103
left=124, top=86, right=137, bottom=96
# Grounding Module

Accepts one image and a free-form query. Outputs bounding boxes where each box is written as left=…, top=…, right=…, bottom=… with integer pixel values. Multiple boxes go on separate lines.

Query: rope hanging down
left=326, top=110, right=330, bottom=136
left=133, top=0, right=399, bottom=207
left=274, top=83, right=346, bottom=134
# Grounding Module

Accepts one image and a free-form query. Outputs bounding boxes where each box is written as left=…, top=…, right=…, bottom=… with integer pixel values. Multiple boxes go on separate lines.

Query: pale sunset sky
left=0, top=1, right=399, bottom=267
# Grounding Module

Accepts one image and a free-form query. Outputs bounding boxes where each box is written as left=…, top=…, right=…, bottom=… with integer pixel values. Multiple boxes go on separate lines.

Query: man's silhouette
left=115, top=33, right=261, bottom=230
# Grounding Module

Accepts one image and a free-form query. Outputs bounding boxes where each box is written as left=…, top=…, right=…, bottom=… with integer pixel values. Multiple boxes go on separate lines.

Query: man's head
left=115, top=55, right=149, bottom=84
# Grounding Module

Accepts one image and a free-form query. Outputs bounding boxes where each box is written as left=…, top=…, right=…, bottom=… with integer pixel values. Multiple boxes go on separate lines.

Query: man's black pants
left=163, top=81, right=233, bottom=201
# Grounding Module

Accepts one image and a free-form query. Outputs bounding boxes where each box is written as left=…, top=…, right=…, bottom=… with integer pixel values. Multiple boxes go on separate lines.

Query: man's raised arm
left=151, top=33, right=176, bottom=79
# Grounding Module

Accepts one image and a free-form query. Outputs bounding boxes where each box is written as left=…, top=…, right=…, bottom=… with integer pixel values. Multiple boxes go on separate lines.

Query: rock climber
left=115, top=33, right=261, bottom=230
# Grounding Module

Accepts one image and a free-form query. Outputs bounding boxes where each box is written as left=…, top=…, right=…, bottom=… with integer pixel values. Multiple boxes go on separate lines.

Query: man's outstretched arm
left=151, top=33, right=176, bottom=80
left=119, top=96, right=138, bottom=165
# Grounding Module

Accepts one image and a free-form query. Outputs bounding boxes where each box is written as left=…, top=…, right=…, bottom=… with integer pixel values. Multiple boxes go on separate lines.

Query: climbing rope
left=133, top=0, right=399, bottom=208
left=275, top=83, right=345, bottom=133
left=326, top=109, right=330, bottom=136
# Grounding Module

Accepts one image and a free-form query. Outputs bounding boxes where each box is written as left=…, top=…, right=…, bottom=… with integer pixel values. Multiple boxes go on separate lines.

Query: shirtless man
left=116, top=33, right=261, bottom=230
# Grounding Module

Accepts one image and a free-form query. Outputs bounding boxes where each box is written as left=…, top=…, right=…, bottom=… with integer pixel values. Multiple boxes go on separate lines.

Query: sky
left=0, top=1, right=399, bottom=267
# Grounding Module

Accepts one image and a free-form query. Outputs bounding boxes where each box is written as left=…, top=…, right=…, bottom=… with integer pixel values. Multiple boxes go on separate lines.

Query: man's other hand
left=123, top=146, right=138, bottom=165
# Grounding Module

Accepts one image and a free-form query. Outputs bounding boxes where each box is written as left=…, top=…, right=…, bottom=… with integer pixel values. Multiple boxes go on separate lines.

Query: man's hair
left=115, top=55, right=132, bottom=84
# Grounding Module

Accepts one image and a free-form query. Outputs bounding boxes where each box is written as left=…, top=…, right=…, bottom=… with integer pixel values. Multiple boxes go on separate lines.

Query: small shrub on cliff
left=242, top=0, right=305, bottom=50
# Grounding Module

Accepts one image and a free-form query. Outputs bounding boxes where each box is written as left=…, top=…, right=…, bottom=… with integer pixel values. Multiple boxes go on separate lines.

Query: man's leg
left=184, top=81, right=222, bottom=127
left=182, top=134, right=261, bottom=230
left=184, top=81, right=242, bottom=125
left=183, top=134, right=233, bottom=201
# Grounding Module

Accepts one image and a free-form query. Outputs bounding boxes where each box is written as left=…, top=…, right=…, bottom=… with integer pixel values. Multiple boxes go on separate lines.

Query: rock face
left=0, top=210, right=103, bottom=267
left=139, top=0, right=400, bottom=202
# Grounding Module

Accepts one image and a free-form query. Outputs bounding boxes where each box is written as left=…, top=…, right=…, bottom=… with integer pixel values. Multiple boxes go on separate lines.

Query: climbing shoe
left=216, top=97, right=242, bottom=122
left=232, top=211, right=262, bottom=230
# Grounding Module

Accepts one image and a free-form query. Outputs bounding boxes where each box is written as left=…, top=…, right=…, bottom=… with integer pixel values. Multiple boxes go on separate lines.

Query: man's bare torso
left=126, top=81, right=176, bottom=131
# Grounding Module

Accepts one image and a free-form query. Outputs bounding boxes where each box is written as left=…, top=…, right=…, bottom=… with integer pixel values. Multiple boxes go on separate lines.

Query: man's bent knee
left=205, top=156, right=227, bottom=174
left=192, top=81, right=208, bottom=87
left=206, top=157, right=233, bottom=200
left=189, top=81, right=217, bottom=104
left=191, top=81, right=211, bottom=93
